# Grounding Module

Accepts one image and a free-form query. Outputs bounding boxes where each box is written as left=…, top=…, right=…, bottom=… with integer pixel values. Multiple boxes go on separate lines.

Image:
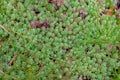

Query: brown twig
left=0, top=25, right=13, bottom=36
left=8, top=54, right=17, bottom=66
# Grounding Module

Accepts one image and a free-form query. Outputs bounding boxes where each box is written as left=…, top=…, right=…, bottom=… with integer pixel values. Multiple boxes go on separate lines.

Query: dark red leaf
left=37, top=20, right=43, bottom=28
left=44, top=23, right=50, bottom=28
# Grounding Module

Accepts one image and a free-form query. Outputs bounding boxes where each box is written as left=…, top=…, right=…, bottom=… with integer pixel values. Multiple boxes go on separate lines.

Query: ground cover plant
left=0, top=0, right=120, bottom=80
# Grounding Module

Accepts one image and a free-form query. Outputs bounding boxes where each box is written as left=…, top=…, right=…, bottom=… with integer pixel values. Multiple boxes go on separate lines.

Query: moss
left=0, top=0, right=120, bottom=80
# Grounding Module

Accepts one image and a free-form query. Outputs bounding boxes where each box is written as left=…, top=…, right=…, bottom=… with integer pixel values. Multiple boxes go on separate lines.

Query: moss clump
left=0, top=0, right=120, bottom=80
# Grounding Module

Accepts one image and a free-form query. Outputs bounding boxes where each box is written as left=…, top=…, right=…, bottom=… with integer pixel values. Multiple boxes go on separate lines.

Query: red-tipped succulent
left=30, top=19, right=50, bottom=28
left=37, top=20, right=43, bottom=28
left=79, top=9, right=88, bottom=19
left=114, top=0, right=120, bottom=12
left=30, top=20, right=37, bottom=28
left=43, top=19, right=50, bottom=28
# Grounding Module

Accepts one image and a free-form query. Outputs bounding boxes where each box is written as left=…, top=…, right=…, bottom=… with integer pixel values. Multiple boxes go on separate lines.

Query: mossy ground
left=0, top=0, right=120, bottom=80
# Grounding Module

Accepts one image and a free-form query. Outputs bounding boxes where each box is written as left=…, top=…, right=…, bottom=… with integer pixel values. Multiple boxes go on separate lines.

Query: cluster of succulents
left=0, top=0, right=120, bottom=80
left=30, top=19, right=50, bottom=28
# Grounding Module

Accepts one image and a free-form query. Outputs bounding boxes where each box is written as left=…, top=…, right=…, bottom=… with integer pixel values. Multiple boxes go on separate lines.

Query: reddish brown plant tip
left=114, top=4, right=119, bottom=12
left=30, top=21, right=37, bottom=28
left=37, top=20, right=43, bottom=28
left=100, top=11, right=105, bottom=15
left=82, top=76, right=87, bottom=80
left=105, top=8, right=113, bottom=16
left=43, top=18, right=50, bottom=28
left=0, top=40, right=5, bottom=43
left=79, top=9, right=88, bottom=19
left=52, top=0, right=64, bottom=5
left=55, top=4, right=59, bottom=11
left=116, top=13, right=120, bottom=19
left=32, top=8, right=40, bottom=15
left=44, top=22, right=50, bottom=28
